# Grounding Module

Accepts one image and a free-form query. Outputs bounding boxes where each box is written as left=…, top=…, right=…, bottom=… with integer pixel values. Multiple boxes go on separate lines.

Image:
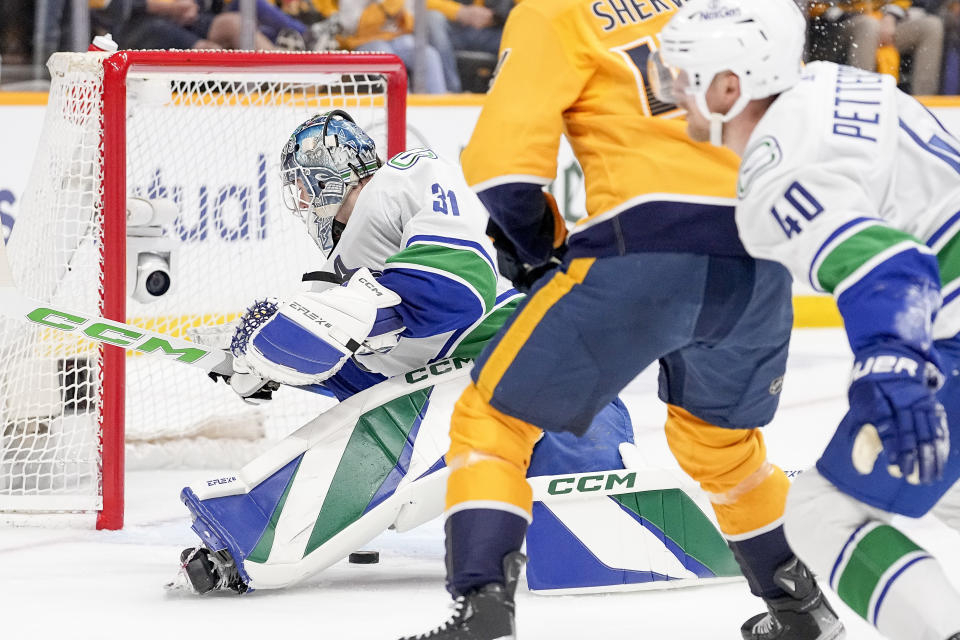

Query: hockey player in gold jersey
left=399, top=1, right=844, bottom=639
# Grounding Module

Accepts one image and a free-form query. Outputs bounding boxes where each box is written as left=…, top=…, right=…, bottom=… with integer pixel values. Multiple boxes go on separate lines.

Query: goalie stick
left=0, top=236, right=234, bottom=376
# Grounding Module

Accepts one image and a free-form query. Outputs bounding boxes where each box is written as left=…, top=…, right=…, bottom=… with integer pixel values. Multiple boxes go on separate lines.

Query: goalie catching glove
left=231, top=268, right=405, bottom=386
left=849, top=343, right=949, bottom=485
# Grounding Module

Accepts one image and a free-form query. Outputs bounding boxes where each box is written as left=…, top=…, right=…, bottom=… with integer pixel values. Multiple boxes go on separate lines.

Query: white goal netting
left=0, top=50, right=403, bottom=526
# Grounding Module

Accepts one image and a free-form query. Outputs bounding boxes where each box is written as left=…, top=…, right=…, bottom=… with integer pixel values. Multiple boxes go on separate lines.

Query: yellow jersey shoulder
left=515, top=0, right=684, bottom=40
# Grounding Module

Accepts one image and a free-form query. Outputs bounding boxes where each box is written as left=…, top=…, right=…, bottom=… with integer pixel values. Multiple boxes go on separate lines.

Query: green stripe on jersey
left=817, top=226, right=922, bottom=293
left=835, top=525, right=923, bottom=620
left=386, top=244, right=496, bottom=311
left=303, top=388, right=431, bottom=557
left=451, top=297, right=522, bottom=360
left=937, top=231, right=960, bottom=287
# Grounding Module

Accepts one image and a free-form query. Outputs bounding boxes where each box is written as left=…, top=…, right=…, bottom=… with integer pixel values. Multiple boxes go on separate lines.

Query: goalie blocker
left=231, top=268, right=406, bottom=388
left=179, top=358, right=743, bottom=595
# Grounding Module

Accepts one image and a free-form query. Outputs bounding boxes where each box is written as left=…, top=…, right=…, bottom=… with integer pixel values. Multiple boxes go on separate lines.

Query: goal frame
left=95, top=50, right=407, bottom=529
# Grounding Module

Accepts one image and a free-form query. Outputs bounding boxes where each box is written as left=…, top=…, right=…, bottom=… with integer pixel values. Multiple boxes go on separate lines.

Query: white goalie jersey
left=736, top=61, right=960, bottom=341
left=310, top=149, right=520, bottom=377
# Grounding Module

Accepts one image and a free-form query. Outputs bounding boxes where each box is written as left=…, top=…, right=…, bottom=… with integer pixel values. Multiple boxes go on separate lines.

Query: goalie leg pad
left=182, top=487, right=255, bottom=589
left=526, top=396, right=633, bottom=476
left=524, top=398, right=741, bottom=592
left=526, top=490, right=742, bottom=593
left=180, top=454, right=305, bottom=589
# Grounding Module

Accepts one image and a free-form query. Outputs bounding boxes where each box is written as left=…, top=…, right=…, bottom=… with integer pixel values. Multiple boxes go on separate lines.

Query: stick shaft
left=0, top=285, right=233, bottom=375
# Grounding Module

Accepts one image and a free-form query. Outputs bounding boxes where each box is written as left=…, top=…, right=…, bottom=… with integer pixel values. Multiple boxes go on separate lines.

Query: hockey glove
left=214, top=298, right=281, bottom=403
left=226, top=364, right=280, bottom=405
left=488, top=192, right=568, bottom=293
left=232, top=268, right=405, bottom=386
left=848, top=343, right=949, bottom=485
left=206, top=368, right=279, bottom=405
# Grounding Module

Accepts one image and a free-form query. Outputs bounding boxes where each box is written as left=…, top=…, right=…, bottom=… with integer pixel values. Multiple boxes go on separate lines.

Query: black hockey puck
left=348, top=550, right=380, bottom=564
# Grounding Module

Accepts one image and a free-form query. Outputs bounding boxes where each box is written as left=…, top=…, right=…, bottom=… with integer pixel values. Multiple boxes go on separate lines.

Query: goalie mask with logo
left=280, top=110, right=382, bottom=256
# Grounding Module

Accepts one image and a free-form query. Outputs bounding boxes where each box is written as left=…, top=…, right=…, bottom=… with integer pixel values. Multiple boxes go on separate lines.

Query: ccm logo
left=358, top=276, right=383, bottom=296
left=852, top=355, right=918, bottom=380
left=206, top=476, right=237, bottom=486
left=547, top=471, right=636, bottom=495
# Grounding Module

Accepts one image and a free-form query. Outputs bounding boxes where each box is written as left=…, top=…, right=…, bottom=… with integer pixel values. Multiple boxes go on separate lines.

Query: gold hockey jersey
left=461, top=0, right=750, bottom=258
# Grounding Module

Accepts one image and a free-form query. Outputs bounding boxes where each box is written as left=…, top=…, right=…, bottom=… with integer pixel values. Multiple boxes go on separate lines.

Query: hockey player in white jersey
left=228, top=110, right=524, bottom=396
left=176, top=111, right=741, bottom=598
left=654, top=1, right=960, bottom=639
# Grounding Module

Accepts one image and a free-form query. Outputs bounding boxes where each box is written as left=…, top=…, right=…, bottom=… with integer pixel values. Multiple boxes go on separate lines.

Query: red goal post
left=0, top=50, right=407, bottom=530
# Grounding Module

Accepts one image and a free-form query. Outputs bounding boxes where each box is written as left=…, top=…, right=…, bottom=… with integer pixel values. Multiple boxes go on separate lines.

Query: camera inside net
left=126, top=197, right=178, bottom=304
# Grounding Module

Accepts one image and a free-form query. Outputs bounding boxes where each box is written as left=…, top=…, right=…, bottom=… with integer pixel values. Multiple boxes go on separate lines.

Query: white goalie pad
left=183, top=357, right=742, bottom=593
left=184, top=357, right=474, bottom=589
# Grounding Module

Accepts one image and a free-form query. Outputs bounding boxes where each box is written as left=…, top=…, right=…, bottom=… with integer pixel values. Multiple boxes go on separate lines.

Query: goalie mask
left=280, top=110, right=381, bottom=256
left=649, top=0, right=806, bottom=145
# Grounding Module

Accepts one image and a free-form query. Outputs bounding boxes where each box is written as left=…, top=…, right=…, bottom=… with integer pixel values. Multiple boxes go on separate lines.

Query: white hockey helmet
left=650, top=0, right=806, bottom=144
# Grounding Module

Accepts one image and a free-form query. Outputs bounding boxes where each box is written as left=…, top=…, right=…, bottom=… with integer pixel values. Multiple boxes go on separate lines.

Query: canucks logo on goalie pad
left=179, top=359, right=741, bottom=594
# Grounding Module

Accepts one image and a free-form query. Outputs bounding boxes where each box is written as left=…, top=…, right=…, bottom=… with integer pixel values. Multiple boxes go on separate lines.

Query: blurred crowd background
left=0, top=0, right=959, bottom=95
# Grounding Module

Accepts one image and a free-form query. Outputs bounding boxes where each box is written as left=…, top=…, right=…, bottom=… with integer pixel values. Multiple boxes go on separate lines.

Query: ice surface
left=1, top=330, right=957, bottom=639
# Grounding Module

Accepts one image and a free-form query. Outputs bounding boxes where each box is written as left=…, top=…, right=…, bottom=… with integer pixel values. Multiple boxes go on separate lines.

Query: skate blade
left=822, top=621, right=845, bottom=640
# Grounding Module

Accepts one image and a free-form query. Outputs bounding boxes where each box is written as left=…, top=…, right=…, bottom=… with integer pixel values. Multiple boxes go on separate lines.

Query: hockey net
left=0, top=50, right=406, bottom=529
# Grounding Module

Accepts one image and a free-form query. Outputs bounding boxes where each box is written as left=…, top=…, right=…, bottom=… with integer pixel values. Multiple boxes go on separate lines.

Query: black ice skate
left=398, top=552, right=526, bottom=640
left=178, top=547, right=249, bottom=595
left=741, top=558, right=845, bottom=640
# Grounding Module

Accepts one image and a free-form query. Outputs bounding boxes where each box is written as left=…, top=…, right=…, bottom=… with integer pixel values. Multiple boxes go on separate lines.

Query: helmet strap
left=709, top=112, right=725, bottom=147
left=695, top=90, right=752, bottom=147
left=321, top=109, right=357, bottom=148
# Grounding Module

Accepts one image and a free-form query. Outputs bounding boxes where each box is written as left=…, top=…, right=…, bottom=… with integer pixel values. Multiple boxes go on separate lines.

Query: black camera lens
left=145, top=270, right=171, bottom=297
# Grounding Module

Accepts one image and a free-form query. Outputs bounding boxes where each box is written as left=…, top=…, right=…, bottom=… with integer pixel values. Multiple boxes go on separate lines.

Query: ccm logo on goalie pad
left=852, top=356, right=919, bottom=380
left=546, top=471, right=638, bottom=496
left=357, top=276, right=388, bottom=297
left=404, top=357, right=472, bottom=383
